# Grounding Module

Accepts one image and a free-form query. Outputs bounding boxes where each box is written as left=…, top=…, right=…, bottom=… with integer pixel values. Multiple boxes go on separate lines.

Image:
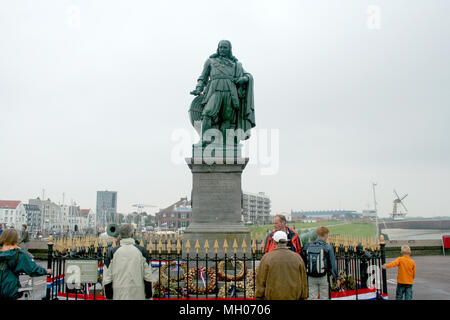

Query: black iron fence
left=45, top=235, right=388, bottom=300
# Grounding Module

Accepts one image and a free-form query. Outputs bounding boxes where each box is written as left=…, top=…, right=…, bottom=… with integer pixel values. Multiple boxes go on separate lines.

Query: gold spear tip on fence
left=213, top=240, right=219, bottom=254
left=48, top=235, right=53, bottom=245
left=195, top=240, right=200, bottom=254
left=251, top=238, right=256, bottom=252
left=176, top=239, right=182, bottom=254
left=204, top=240, right=209, bottom=254
left=157, top=238, right=163, bottom=253
left=232, top=238, right=238, bottom=253
left=167, top=238, right=172, bottom=253
left=223, top=239, right=229, bottom=253
left=379, top=234, right=385, bottom=244
left=185, top=239, right=191, bottom=254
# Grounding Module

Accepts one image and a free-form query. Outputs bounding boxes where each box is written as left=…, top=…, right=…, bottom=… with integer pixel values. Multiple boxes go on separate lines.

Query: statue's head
left=218, top=40, right=232, bottom=57
left=211, top=40, right=237, bottom=61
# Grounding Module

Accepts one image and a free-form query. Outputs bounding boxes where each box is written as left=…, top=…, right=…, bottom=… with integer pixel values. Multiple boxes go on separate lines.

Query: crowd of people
left=98, top=215, right=416, bottom=301
left=257, top=214, right=339, bottom=300
left=257, top=214, right=416, bottom=300
left=0, top=217, right=416, bottom=300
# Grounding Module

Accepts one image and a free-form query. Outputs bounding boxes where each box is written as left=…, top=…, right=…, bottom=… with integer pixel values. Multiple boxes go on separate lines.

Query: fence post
left=46, top=236, right=54, bottom=300
left=379, top=235, right=387, bottom=296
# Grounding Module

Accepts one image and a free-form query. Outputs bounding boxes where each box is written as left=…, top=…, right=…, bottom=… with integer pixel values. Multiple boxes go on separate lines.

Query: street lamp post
left=372, top=182, right=379, bottom=241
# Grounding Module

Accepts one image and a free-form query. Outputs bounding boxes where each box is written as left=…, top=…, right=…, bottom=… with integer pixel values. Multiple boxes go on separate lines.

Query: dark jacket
left=0, top=248, right=47, bottom=299
left=301, top=238, right=338, bottom=280
left=20, top=230, right=30, bottom=244
left=263, top=226, right=302, bottom=255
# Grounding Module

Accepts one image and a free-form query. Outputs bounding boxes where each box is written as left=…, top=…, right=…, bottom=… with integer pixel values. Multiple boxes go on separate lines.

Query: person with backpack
left=0, top=228, right=51, bottom=300
left=102, top=224, right=152, bottom=300
left=301, top=226, right=340, bottom=300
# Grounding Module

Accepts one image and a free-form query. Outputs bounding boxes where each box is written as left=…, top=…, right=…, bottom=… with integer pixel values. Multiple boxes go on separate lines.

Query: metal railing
left=45, top=234, right=387, bottom=300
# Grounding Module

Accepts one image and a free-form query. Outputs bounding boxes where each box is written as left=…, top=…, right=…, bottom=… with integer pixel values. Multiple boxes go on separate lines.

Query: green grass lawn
left=250, top=220, right=344, bottom=237
left=327, top=222, right=377, bottom=238
left=250, top=221, right=377, bottom=239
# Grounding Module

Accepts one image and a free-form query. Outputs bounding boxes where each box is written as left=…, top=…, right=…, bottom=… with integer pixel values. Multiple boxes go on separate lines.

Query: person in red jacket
left=263, top=214, right=302, bottom=255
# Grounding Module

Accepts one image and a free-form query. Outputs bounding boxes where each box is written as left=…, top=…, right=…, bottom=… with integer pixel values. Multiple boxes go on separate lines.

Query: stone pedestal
left=183, top=156, right=251, bottom=258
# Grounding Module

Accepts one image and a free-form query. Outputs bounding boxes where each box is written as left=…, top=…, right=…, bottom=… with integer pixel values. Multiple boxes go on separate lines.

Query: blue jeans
left=396, top=284, right=413, bottom=300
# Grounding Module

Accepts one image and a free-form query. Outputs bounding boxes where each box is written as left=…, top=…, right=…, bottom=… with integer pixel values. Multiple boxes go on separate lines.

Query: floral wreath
left=217, top=259, right=247, bottom=281
left=218, top=281, right=246, bottom=298
left=159, top=262, right=187, bottom=282
left=245, top=269, right=257, bottom=288
left=331, top=271, right=356, bottom=292
left=185, top=267, right=217, bottom=294
left=217, top=269, right=258, bottom=299
left=242, top=268, right=258, bottom=298
left=152, top=280, right=187, bottom=298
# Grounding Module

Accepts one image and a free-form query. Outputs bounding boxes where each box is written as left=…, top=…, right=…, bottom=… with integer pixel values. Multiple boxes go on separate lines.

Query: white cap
left=273, top=230, right=288, bottom=243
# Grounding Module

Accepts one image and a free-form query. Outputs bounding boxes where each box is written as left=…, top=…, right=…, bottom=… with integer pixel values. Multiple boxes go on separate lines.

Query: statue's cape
left=237, top=72, right=256, bottom=140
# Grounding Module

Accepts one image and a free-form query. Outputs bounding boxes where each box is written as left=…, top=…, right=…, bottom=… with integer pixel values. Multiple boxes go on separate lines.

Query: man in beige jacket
left=103, top=224, right=152, bottom=300
left=256, top=231, right=308, bottom=300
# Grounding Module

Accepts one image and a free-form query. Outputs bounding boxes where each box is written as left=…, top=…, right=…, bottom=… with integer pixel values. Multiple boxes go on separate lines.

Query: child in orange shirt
left=382, top=245, right=416, bottom=300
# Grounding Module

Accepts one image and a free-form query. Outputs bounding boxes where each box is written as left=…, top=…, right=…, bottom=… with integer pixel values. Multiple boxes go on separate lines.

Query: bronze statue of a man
left=190, top=40, right=255, bottom=147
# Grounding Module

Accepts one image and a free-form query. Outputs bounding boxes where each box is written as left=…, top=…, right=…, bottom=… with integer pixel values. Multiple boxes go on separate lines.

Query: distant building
left=96, top=191, right=118, bottom=229
left=80, top=209, right=94, bottom=233
left=29, top=198, right=62, bottom=233
left=362, top=210, right=377, bottom=219
left=291, top=210, right=361, bottom=222
left=155, top=197, right=192, bottom=231
left=241, top=192, right=271, bottom=225
left=60, top=204, right=83, bottom=233
left=0, top=200, right=26, bottom=229
left=23, top=204, right=41, bottom=233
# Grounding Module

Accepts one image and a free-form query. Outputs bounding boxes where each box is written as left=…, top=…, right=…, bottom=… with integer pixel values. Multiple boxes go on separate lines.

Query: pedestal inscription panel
left=186, top=158, right=248, bottom=230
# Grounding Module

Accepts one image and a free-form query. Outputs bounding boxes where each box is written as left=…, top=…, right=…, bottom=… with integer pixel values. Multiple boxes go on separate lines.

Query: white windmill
left=391, top=190, right=408, bottom=220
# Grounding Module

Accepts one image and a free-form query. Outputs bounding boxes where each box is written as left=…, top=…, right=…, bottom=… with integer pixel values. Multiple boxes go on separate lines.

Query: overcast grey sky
left=1, top=0, right=449, bottom=218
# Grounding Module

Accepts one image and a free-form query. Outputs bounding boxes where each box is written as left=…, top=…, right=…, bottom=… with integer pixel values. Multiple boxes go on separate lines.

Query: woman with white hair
left=102, top=224, right=152, bottom=300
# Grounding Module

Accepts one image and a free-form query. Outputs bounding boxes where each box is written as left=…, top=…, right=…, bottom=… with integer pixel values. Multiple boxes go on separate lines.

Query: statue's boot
left=194, top=117, right=213, bottom=148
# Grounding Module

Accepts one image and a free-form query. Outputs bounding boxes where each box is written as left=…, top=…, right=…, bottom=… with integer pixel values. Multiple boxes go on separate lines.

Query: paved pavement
left=382, top=228, right=449, bottom=240
left=18, top=260, right=48, bottom=300
left=384, top=255, right=450, bottom=300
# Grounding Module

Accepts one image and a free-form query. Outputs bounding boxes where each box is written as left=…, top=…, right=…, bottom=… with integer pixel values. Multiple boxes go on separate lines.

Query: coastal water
left=381, top=228, right=449, bottom=240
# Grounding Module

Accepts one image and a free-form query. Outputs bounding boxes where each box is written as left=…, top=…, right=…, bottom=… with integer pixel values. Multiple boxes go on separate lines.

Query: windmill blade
left=400, top=194, right=408, bottom=201
left=400, top=201, right=408, bottom=212
left=394, top=189, right=401, bottom=200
